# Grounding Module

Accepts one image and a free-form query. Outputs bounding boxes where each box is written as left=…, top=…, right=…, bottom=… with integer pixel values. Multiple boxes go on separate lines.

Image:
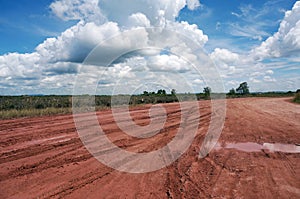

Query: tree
left=143, top=91, right=149, bottom=96
left=203, top=87, right=211, bottom=99
left=228, top=88, right=236, bottom=95
left=236, top=82, right=249, bottom=95
left=171, top=89, right=176, bottom=95
left=157, top=89, right=166, bottom=95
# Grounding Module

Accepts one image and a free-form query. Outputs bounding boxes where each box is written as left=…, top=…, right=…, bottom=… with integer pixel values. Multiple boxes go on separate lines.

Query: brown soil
left=0, top=97, right=299, bottom=198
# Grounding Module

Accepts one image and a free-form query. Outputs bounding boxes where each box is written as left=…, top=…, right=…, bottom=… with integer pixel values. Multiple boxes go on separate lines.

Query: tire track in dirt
left=0, top=139, right=86, bottom=180
left=0, top=98, right=299, bottom=198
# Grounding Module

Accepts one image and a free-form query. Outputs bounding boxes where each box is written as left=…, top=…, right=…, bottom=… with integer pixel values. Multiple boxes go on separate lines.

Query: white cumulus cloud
left=128, top=13, right=151, bottom=27
left=1, top=0, right=298, bottom=94
left=253, top=1, right=300, bottom=59
left=98, top=0, right=200, bottom=26
left=50, top=0, right=104, bottom=22
left=36, top=21, right=121, bottom=63
left=187, top=0, right=201, bottom=10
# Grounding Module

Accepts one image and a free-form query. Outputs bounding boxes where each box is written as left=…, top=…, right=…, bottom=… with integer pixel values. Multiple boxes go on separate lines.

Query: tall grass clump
left=293, top=92, right=300, bottom=104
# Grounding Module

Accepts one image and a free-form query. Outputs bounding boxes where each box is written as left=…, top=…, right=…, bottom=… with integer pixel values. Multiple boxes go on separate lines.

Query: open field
left=0, top=97, right=299, bottom=198
left=0, top=92, right=296, bottom=120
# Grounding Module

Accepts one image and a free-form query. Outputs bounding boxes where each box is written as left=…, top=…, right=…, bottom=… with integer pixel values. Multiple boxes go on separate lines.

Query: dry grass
left=0, top=106, right=115, bottom=120
left=293, top=92, right=300, bottom=104
left=0, top=108, right=72, bottom=120
left=3, top=93, right=298, bottom=120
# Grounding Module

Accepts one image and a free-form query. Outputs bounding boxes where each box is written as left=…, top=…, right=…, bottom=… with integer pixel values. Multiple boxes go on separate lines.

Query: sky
left=0, top=0, right=299, bottom=95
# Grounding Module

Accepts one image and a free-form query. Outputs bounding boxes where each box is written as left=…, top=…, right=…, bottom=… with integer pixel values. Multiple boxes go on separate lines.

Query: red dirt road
left=0, top=97, right=299, bottom=198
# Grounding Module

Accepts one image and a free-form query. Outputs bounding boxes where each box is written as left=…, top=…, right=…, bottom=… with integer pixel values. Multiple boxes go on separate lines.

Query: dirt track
left=0, top=97, right=299, bottom=198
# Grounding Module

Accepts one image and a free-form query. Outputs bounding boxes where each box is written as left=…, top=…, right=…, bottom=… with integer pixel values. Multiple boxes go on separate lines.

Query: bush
left=293, top=92, right=300, bottom=104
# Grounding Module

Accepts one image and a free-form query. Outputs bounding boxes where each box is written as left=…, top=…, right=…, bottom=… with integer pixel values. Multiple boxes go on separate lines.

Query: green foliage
left=203, top=87, right=211, bottom=99
left=0, top=92, right=181, bottom=119
left=228, top=88, right=236, bottom=95
left=157, top=89, right=166, bottom=95
left=236, top=82, right=250, bottom=95
left=1, top=87, right=296, bottom=119
left=226, top=91, right=295, bottom=98
left=171, top=89, right=176, bottom=95
left=293, top=91, right=300, bottom=104
left=0, top=95, right=72, bottom=110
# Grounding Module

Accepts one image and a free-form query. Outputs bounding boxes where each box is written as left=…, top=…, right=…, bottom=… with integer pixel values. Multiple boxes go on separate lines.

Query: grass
left=0, top=105, right=135, bottom=120
left=0, top=107, right=72, bottom=120
left=0, top=92, right=298, bottom=120
left=293, top=92, right=300, bottom=104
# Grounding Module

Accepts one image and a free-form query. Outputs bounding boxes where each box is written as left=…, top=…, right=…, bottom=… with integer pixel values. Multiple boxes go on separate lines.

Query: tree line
left=0, top=82, right=297, bottom=111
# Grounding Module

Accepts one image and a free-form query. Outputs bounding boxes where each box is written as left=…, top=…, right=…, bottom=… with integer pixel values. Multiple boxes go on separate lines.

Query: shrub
left=293, top=92, right=300, bottom=104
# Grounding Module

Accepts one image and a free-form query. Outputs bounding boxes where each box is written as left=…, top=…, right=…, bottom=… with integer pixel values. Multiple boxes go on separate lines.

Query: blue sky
left=0, top=0, right=299, bottom=95
left=179, top=0, right=297, bottom=52
left=0, top=0, right=296, bottom=54
left=0, top=0, right=76, bottom=54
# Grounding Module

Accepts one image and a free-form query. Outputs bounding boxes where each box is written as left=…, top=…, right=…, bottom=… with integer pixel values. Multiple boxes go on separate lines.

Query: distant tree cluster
left=142, top=89, right=177, bottom=96
left=203, top=87, right=211, bottom=99
left=236, top=82, right=250, bottom=95
left=171, top=89, right=176, bottom=95
left=228, top=82, right=250, bottom=96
